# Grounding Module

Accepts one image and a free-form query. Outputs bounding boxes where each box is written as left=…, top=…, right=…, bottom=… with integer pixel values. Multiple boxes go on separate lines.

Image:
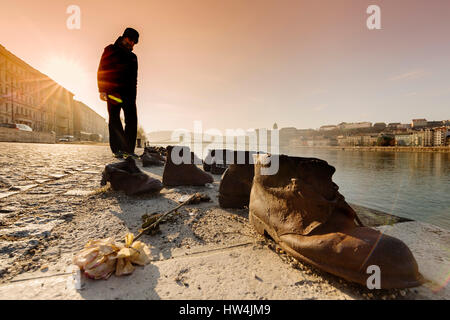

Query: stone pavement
left=0, top=142, right=448, bottom=300
left=0, top=142, right=116, bottom=279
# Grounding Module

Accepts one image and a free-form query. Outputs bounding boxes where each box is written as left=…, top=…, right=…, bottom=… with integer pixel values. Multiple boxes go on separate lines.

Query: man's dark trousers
left=107, top=95, right=137, bottom=155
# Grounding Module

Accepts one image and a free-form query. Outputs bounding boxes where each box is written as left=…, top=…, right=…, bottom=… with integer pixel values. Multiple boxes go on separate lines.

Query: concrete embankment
left=291, top=145, right=450, bottom=153
left=0, top=127, right=55, bottom=144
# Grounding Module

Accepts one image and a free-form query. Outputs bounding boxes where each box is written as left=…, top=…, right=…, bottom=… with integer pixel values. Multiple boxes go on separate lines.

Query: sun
left=42, top=55, right=89, bottom=95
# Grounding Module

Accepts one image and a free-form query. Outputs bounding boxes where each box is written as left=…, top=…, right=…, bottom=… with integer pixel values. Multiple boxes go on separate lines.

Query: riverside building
left=0, top=44, right=107, bottom=140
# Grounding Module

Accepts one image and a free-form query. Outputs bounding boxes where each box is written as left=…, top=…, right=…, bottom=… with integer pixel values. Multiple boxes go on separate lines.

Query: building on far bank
left=319, top=125, right=338, bottom=131
left=433, top=127, right=449, bottom=146
left=337, top=134, right=377, bottom=147
left=373, top=122, right=387, bottom=131
left=279, top=127, right=299, bottom=145
left=338, top=122, right=372, bottom=130
left=426, top=120, right=443, bottom=128
left=412, top=128, right=433, bottom=146
left=411, top=118, right=427, bottom=128
left=395, top=133, right=414, bottom=146
left=387, top=122, right=401, bottom=130
left=398, top=123, right=412, bottom=129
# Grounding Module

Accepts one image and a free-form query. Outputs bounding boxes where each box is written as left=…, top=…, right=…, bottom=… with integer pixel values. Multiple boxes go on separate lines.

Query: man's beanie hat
left=123, top=27, right=139, bottom=44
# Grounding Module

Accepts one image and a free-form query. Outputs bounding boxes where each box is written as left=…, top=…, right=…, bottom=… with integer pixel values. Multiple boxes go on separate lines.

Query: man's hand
left=99, top=92, right=108, bottom=101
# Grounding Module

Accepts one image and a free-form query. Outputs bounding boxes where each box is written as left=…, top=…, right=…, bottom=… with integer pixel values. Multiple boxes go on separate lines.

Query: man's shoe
left=249, top=153, right=424, bottom=289
left=113, top=151, right=124, bottom=159
left=101, top=157, right=163, bottom=195
left=162, top=146, right=213, bottom=186
left=122, top=152, right=139, bottom=159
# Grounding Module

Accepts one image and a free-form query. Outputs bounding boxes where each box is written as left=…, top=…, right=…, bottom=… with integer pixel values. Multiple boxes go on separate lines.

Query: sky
left=0, top=0, right=449, bottom=133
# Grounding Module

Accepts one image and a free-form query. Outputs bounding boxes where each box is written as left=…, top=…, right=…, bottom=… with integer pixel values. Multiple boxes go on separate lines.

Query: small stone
left=253, top=273, right=263, bottom=282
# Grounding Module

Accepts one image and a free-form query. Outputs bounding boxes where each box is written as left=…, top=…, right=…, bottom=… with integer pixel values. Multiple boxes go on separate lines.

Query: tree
left=376, top=135, right=394, bottom=146
left=137, top=125, right=146, bottom=140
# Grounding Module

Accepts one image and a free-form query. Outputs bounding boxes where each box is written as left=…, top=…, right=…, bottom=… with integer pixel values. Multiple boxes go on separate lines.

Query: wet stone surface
left=0, top=142, right=121, bottom=281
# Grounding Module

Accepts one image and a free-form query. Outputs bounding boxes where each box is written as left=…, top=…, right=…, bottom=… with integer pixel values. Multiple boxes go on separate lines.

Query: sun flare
left=42, top=55, right=89, bottom=95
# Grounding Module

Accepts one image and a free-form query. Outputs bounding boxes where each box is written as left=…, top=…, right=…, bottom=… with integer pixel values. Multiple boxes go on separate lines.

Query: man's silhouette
left=97, top=27, right=139, bottom=158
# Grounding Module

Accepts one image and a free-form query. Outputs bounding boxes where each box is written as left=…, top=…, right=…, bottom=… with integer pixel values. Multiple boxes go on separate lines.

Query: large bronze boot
left=219, top=151, right=256, bottom=208
left=162, top=145, right=214, bottom=186
left=101, top=157, right=163, bottom=195
left=249, top=154, right=424, bottom=289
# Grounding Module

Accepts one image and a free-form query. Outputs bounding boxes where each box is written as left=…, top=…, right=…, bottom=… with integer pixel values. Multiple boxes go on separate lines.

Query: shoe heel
left=249, top=211, right=265, bottom=235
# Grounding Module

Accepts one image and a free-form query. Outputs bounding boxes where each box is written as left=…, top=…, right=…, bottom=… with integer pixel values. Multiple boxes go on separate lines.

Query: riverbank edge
left=287, top=145, right=450, bottom=153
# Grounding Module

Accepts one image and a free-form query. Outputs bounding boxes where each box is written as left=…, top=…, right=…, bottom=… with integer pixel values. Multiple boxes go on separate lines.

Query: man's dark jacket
left=97, top=36, right=138, bottom=98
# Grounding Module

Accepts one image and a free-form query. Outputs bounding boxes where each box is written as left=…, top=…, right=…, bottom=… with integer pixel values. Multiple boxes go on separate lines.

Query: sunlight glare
left=42, top=55, right=89, bottom=95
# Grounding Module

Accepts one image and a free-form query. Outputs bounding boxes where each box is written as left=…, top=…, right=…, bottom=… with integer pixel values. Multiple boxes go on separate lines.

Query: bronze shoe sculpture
left=101, top=157, right=163, bottom=195
left=203, top=149, right=214, bottom=172
left=142, top=152, right=165, bottom=167
left=141, top=147, right=165, bottom=167
left=162, top=145, right=214, bottom=186
left=249, top=154, right=424, bottom=289
left=203, top=149, right=231, bottom=174
left=219, top=151, right=257, bottom=208
left=143, top=146, right=167, bottom=162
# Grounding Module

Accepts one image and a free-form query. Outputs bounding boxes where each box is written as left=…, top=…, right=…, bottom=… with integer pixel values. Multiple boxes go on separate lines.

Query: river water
left=282, top=147, right=450, bottom=231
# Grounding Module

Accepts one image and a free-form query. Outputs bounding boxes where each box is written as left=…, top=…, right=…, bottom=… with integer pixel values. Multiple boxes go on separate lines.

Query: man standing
left=97, top=27, right=140, bottom=158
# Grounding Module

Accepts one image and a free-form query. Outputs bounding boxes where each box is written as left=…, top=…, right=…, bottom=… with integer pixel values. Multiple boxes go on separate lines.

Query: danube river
left=283, top=147, right=450, bottom=231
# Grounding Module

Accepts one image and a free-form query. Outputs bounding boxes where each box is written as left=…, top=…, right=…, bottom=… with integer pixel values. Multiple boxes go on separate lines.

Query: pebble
left=253, top=273, right=263, bottom=281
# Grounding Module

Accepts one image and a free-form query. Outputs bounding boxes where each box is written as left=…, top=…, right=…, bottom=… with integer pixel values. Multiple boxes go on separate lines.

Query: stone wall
left=0, top=127, right=55, bottom=144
